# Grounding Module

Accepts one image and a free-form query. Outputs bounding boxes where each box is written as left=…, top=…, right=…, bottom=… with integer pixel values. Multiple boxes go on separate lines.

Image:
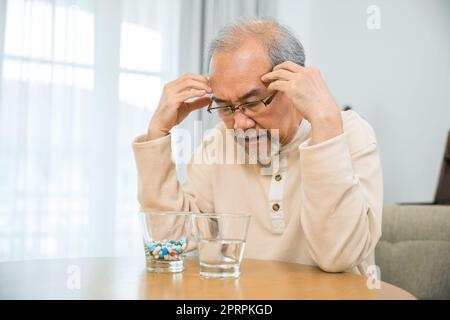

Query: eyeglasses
left=207, top=92, right=277, bottom=118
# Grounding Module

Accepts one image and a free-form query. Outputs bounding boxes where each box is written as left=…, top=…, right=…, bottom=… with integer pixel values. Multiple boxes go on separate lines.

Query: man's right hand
left=147, top=73, right=212, bottom=140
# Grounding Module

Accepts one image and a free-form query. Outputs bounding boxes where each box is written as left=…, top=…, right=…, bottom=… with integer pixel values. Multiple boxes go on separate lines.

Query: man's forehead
left=212, top=87, right=265, bottom=103
left=208, top=45, right=271, bottom=101
left=209, top=43, right=271, bottom=75
left=210, top=70, right=270, bottom=102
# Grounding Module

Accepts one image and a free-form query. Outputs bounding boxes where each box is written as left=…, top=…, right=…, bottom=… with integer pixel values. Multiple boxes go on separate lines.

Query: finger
left=176, top=96, right=211, bottom=125
left=177, top=89, right=209, bottom=102
left=174, top=72, right=210, bottom=86
left=175, top=78, right=212, bottom=93
left=183, top=72, right=209, bottom=83
left=267, top=79, right=289, bottom=92
left=261, top=69, right=294, bottom=82
left=184, top=96, right=212, bottom=110
left=273, top=61, right=304, bottom=73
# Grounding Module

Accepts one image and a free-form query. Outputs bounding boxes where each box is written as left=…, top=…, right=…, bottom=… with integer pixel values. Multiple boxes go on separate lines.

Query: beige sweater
left=132, top=110, right=383, bottom=274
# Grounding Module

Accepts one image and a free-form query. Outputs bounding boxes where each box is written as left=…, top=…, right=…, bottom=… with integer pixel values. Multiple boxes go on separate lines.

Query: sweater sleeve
left=299, top=111, right=383, bottom=273
left=132, top=133, right=215, bottom=213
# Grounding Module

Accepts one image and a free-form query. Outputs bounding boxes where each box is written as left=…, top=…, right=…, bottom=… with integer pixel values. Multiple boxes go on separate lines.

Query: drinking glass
left=140, top=211, right=191, bottom=273
left=192, top=213, right=251, bottom=278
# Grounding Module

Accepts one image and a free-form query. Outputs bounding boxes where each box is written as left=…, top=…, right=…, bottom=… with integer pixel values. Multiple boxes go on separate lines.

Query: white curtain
left=0, top=0, right=181, bottom=260
left=0, top=0, right=272, bottom=261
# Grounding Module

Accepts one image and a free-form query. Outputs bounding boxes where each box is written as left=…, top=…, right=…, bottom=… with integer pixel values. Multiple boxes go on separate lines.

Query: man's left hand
left=261, top=61, right=343, bottom=145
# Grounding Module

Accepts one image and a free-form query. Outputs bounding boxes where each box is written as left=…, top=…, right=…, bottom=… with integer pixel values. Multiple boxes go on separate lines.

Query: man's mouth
left=245, top=133, right=267, bottom=142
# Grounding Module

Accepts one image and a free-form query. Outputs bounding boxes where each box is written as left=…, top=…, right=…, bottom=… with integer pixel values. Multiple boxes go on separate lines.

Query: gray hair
left=207, top=18, right=305, bottom=70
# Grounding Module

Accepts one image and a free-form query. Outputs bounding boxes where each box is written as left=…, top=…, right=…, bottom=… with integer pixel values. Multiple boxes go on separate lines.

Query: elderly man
left=132, top=18, right=383, bottom=274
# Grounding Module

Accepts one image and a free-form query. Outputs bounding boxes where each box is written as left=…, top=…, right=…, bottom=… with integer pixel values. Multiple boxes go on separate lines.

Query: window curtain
left=0, top=0, right=274, bottom=261
left=0, top=0, right=181, bottom=260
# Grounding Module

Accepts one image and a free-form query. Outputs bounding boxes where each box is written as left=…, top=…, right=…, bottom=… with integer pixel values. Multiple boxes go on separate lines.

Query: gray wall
left=275, top=0, right=450, bottom=204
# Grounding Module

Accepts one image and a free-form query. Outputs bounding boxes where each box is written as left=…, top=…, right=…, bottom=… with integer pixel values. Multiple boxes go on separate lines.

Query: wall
left=275, top=0, right=450, bottom=204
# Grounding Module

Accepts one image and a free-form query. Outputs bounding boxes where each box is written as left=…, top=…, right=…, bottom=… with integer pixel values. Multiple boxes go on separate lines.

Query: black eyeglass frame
left=207, top=91, right=277, bottom=114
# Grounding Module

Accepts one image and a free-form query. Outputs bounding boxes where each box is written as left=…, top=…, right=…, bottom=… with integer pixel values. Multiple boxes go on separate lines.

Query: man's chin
left=235, top=133, right=273, bottom=165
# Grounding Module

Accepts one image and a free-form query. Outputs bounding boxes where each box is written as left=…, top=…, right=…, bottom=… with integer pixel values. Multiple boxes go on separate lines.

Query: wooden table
left=0, top=257, right=415, bottom=299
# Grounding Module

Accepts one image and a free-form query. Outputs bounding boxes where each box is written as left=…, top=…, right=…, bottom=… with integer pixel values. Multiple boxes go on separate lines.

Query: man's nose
left=233, top=111, right=256, bottom=129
